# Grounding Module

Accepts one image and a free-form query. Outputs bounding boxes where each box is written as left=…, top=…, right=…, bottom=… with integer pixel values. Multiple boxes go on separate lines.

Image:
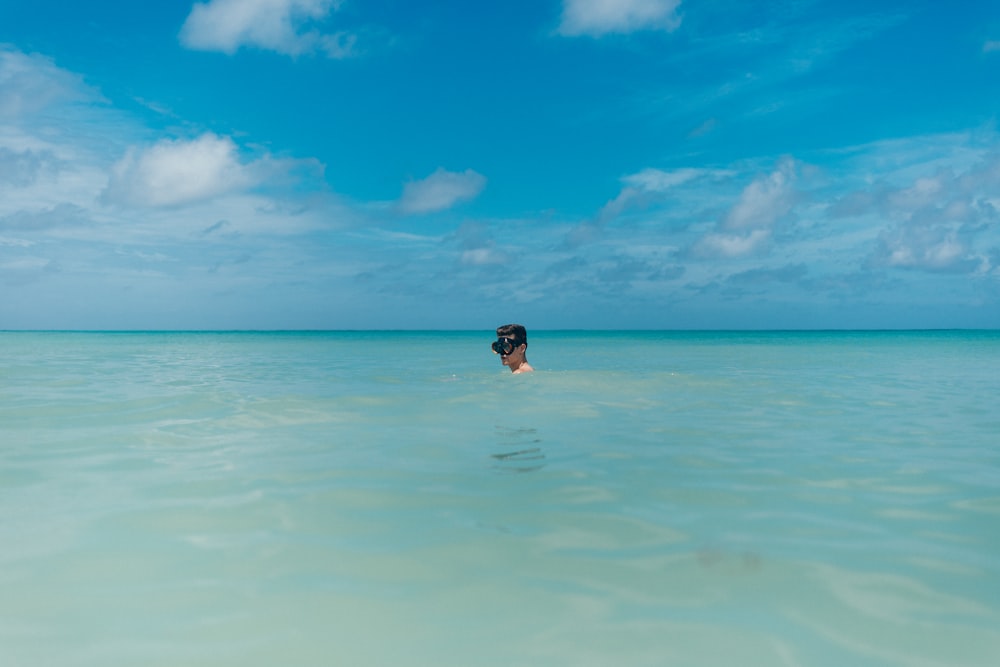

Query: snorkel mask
left=491, top=337, right=521, bottom=356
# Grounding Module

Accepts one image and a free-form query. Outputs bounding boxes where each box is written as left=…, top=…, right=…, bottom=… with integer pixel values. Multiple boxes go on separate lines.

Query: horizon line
left=2, top=328, right=998, bottom=334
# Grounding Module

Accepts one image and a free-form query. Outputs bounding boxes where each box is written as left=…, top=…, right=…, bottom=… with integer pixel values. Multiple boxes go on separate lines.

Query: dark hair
left=496, top=323, right=527, bottom=347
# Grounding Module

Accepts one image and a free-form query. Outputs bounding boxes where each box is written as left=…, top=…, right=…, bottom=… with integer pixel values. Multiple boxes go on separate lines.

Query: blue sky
left=1, top=0, right=999, bottom=329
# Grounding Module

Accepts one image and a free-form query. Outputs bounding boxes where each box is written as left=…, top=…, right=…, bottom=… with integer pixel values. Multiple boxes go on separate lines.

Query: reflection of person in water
left=492, top=426, right=545, bottom=473
left=491, top=323, right=534, bottom=374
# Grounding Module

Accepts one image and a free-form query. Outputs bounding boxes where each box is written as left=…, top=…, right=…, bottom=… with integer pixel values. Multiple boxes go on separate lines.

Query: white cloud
left=876, top=225, right=978, bottom=273
left=680, top=158, right=798, bottom=259
left=890, top=239, right=962, bottom=268
left=461, top=247, right=509, bottom=266
left=984, top=40, right=1000, bottom=54
left=558, top=0, right=683, bottom=37
left=693, top=229, right=770, bottom=258
left=830, top=144, right=1000, bottom=275
left=104, top=133, right=261, bottom=208
left=724, top=158, right=797, bottom=230
left=179, top=0, right=355, bottom=57
left=398, top=168, right=486, bottom=214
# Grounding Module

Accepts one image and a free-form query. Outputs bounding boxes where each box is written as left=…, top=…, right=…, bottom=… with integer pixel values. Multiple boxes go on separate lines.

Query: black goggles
left=491, top=337, right=522, bottom=355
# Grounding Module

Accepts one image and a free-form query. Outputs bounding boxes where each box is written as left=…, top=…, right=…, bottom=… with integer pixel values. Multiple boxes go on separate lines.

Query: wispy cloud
left=558, top=0, right=683, bottom=37
left=0, top=48, right=98, bottom=119
left=566, top=166, right=723, bottom=246
left=179, top=0, right=356, bottom=57
left=623, top=10, right=907, bottom=131
left=0, top=203, right=90, bottom=232
left=602, top=167, right=702, bottom=218
left=398, top=168, right=486, bottom=215
left=984, top=40, right=1000, bottom=54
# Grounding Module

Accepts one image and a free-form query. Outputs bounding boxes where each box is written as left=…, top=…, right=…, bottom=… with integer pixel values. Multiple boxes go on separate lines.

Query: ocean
left=1, top=330, right=999, bottom=666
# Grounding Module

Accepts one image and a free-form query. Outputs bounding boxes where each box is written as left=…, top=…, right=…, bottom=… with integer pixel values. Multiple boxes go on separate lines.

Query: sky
left=1, top=0, right=999, bottom=330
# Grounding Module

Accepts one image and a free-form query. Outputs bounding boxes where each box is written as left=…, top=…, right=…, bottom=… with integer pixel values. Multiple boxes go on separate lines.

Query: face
left=492, top=336, right=525, bottom=366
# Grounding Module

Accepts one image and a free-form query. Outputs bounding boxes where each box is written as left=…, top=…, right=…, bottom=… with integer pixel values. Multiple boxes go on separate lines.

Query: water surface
left=2, top=331, right=999, bottom=666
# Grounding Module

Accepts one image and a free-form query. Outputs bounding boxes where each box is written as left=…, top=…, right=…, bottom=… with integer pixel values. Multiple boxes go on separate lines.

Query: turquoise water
left=2, top=331, right=999, bottom=666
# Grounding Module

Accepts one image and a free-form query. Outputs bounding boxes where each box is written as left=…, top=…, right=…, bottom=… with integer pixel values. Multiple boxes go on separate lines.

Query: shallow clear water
left=2, top=331, right=999, bottom=666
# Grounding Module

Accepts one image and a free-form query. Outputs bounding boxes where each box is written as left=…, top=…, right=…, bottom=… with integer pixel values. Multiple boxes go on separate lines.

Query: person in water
left=492, top=323, right=534, bottom=374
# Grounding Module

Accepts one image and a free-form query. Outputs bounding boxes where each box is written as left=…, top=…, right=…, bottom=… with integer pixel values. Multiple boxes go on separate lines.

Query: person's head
left=493, top=323, right=529, bottom=370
